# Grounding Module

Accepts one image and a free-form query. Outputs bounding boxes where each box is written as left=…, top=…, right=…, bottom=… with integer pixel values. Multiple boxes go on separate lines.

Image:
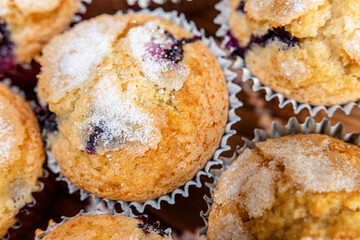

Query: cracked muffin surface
left=0, top=82, right=44, bottom=238
left=37, top=14, right=228, bottom=202
left=229, top=0, right=360, bottom=106
left=208, top=134, right=360, bottom=240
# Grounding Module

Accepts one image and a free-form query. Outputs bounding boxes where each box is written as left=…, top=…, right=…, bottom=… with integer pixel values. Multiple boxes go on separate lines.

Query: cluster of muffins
left=1, top=0, right=360, bottom=239
left=0, top=0, right=232, bottom=238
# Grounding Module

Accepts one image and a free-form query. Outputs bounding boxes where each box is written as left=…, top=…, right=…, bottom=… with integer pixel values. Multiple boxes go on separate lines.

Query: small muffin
left=0, top=0, right=81, bottom=66
left=35, top=215, right=172, bottom=239
left=0, top=82, right=45, bottom=237
left=208, top=134, right=360, bottom=240
left=229, top=0, right=360, bottom=106
left=37, top=14, right=228, bottom=202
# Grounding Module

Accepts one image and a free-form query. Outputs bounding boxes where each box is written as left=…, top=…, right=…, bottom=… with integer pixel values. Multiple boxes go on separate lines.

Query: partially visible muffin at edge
left=35, top=215, right=172, bottom=240
left=208, top=134, right=360, bottom=240
left=0, top=82, right=45, bottom=237
left=37, top=14, right=229, bottom=202
left=229, top=0, right=360, bottom=106
left=0, top=0, right=81, bottom=64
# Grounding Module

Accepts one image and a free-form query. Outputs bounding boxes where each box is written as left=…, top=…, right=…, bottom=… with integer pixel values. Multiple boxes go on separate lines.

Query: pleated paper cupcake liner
left=72, top=0, right=93, bottom=23
left=200, top=116, right=359, bottom=237
left=45, top=7, right=242, bottom=214
left=127, top=0, right=192, bottom=8
left=1, top=169, right=54, bottom=240
left=214, top=0, right=360, bottom=117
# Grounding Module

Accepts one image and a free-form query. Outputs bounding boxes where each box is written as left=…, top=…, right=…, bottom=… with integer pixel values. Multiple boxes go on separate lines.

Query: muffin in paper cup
left=0, top=82, right=50, bottom=239
left=37, top=8, right=241, bottom=213
left=215, top=0, right=360, bottom=117
left=35, top=210, right=172, bottom=240
left=0, top=0, right=92, bottom=83
left=201, top=117, right=360, bottom=239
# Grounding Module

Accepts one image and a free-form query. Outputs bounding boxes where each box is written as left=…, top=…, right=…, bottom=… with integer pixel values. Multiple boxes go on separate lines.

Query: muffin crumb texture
left=37, top=14, right=228, bottom=201
left=0, top=83, right=44, bottom=237
left=36, top=215, right=172, bottom=240
left=229, top=0, right=360, bottom=105
left=0, top=0, right=81, bottom=62
left=208, top=134, right=360, bottom=240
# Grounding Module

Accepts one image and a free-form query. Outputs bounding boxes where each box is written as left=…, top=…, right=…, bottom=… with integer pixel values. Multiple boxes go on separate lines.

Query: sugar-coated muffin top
left=208, top=134, right=360, bottom=239
left=37, top=14, right=228, bottom=202
left=0, top=0, right=81, bottom=63
left=0, top=82, right=44, bottom=237
left=229, top=0, right=360, bottom=106
left=36, top=215, right=172, bottom=240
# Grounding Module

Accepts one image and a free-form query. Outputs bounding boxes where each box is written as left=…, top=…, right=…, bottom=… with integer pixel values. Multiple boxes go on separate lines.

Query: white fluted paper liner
left=200, top=116, right=360, bottom=237
left=214, top=0, right=360, bottom=117
left=1, top=78, right=25, bottom=99
left=127, top=0, right=192, bottom=8
left=46, top=8, right=242, bottom=214
left=72, top=0, right=93, bottom=23
left=34, top=208, right=172, bottom=240
left=1, top=169, right=48, bottom=240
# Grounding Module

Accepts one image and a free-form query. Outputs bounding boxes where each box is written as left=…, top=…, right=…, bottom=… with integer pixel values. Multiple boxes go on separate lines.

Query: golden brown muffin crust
left=229, top=0, right=360, bottom=106
left=0, top=0, right=81, bottom=62
left=37, top=215, right=172, bottom=240
left=208, top=134, right=360, bottom=240
left=37, top=14, right=228, bottom=201
left=0, top=82, right=44, bottom=237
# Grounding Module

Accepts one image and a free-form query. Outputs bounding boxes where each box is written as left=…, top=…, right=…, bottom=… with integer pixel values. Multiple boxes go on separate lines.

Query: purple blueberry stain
left=236, top=1, right=246, bottom=13
left=227, top=27, right=299, bottom=58
left=0, top=19, right=16, bottom=78
left=85, top=125, right=104, bottom=154
left=145, top=30, right=200, bottom=65
left=34, top=103, right=58, bottom=133
left=136, top=214, right=167, bottom=237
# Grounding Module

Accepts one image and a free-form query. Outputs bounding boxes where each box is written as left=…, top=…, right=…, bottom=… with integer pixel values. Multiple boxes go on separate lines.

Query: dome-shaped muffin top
left=37, top=14, right=228, bottom=202
left=36, top=215, right=172, bottom=240
left=229, top=0, right=360, bottom=106
left=0, top=0, right=81, bottom=63
left=0, top=82, right=45, bottom=237
left=208, top=134, right=360, bottom=239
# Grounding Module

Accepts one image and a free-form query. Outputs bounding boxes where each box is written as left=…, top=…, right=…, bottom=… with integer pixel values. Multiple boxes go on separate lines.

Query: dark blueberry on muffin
left=0, top=20, right=15, bottom=77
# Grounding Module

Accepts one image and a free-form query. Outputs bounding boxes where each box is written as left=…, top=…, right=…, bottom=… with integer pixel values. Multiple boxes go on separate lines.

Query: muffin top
left=208, top=134, right=360, bottom=239
left=36, top=215, right=172, bottom=240
left=0, top=0, right=81, bottom=63
left=229, top=0, right=360, bottom=106
left=37, top=14, right=228, bottom=201
left=0, top=82, right=45, bottom=237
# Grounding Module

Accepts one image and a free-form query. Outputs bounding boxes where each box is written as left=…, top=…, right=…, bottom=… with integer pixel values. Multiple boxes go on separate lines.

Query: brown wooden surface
left=15, top=0, right=360, bottom=239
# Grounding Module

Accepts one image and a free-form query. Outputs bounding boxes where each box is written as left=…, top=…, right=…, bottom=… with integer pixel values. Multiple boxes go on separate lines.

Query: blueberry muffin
left=0, top=82, right=45, bottom=237
left=229, top=0, right=360, bottom=106
left=37, top=14, right=228, bottom=202
left=0, top=0, right=81, bottom=72
left=208, top=134, right=360, bottom=239
left=35, top=215, right=172, bottom=240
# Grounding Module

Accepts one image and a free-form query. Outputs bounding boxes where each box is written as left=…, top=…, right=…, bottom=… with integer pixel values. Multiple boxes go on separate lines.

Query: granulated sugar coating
left=127, top=21, right=188, bottom=91
left=229, top=0, right=360, bottom=106
left=37, top=14, right=228, bottom=202
left=208, top=134, right=360, bottom=240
